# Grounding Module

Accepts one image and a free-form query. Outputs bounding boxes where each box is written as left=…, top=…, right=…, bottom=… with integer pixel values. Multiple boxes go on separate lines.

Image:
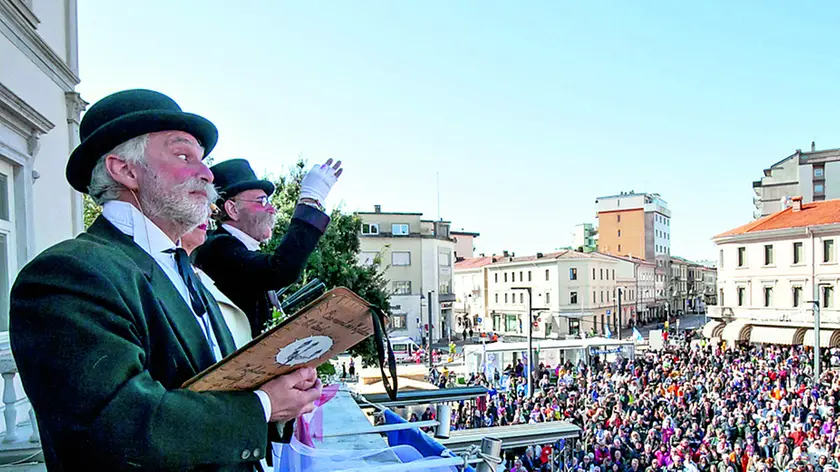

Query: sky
left=77, top=1, right=840, bottom=261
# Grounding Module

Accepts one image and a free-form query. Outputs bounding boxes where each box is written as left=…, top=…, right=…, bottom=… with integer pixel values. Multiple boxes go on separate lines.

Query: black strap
left=164, top=248, right=207, bottom=317
left=370, top=306, right=398, bottom=401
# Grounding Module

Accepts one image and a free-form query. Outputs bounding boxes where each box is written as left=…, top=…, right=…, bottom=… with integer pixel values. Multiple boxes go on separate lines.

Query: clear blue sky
left=77, top=1, right=840, bottom=261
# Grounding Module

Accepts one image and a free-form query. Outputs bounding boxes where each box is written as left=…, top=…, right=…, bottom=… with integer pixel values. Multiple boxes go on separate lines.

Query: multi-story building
left=452, top=256, right=492, bottom=336
left=451, top=230, right=479, bottom=261
left=0, top=0, right=85, bottom=465
left=599, top=254, right=657, bottom=325
left=480, top=250, right=622, bottom=339
left=701, top=265, right=718, bottom=307
left=596, top=191, right=672, bottom=317
left=708, top=196, right=840, bottom=347
left=753, top=142, right=840, bottom=218
left=572, top=223, right=597, bottom=253
left=357, top=205, right=456, bottom=344
left=669, top=256, right=689, bottom=314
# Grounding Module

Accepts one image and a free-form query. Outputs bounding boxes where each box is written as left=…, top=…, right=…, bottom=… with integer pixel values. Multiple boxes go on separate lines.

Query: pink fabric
left=295, top=384, right=340, bottom=447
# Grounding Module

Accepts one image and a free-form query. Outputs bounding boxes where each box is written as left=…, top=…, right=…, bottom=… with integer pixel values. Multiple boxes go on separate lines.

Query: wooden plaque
left=183, top=287, right=373, bottom=392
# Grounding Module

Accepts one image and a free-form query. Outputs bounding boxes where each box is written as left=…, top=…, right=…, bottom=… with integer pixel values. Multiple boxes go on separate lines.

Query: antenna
left=436, top=172, right=441, bottom=221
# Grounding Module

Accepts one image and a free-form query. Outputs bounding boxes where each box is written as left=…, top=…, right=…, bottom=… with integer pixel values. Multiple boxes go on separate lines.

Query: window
left=519, top=293, right=524, bottom=304
left=793, top=287, right=802, bottom=307
left=600, top=291, right=604, bottom=303
left=824, top=240, right=835, bottom=263
left=815, top=166, right=825, bottom=177
left=737, top=247, right=746, bottom=267
left=720, top=249, right=724, bottom=268
left=505, top=314, right=518, bottom=333
left=545, top=292, right=550, bottom=304
left=390, top=313, right=407, bottom=330
left=617, top=214, right=621, bottom=222
left=391, top=223, right=409, bottom=235
left=764, top=287, right=773, bottom=307
left=618, top=230, right=621, bottom=237
left=545, top=269, right=550, bottom=281
left=495, top=293, right=498, bottom=303
left=592, top=268, right=596, bottom=279
left=824, top=286, right=834, bottom=308
left=719, top=289, right=724, bottom=306
left=361, top=223, right=379, bottom=235
left=392, top=281, right=411, bottom=295
left=504, top=273, right=508, bottom=283
left=439, top=252, right=451, bottom=266
left=600, top=269, right=604, bottom=280
left=793, top=242, right=803, bottom=264
left=593, top=291, right=596, bottom=303
left=391, top=251, right=411, bottom=266
left=528, top=271, right=532, bottom=281
left=519, top=271, right=523, bottom=282
left=495, top=273, right=498, bottom=283
left=764, top=245, right=774, bottom=266
left=737, top=287, right=745, bottom=306
left=359, top=251, right=378, bottom=266
left=504, top=293, right=508, bottom=303
left=612, top=269, right=615, bottom=280
left=570, top=268, right=578, bottom=280
left=569, top=319, right=581, bottom=336
left=607, top=291, right=610, bottom=302
left=618, top=244, right=621, bottom=252
left=570, top=292, right=578, bottom=304
left=815, top=183, right=825, bottom=194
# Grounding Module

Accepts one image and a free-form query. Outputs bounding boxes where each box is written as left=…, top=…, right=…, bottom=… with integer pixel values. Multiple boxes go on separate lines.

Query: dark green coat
left=10, top=216, right=268, bottom=471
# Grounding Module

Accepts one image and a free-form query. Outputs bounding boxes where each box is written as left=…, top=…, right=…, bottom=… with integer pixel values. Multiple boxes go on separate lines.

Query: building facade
left=452, top=256, right=492, bottom=337
left=1, top=0, right=85, bottom=466
left=708, top=197, right=840, bottom=347
left=451, top=230, right=479, bottom=261
left=596, top=191, right=671, bottom=318
left=572, top=223, right=597, bottom=253
left=357, top=206, right=456, bottom=344
left=753, top=143, right=840, bottom=218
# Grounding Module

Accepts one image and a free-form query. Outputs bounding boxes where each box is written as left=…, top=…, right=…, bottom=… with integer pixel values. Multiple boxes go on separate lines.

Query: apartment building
left=451, top=230, right=479, bottom=260
left=357, top=205, right=455, bottom=343
left=452, top=256, right=492, bottom=336
left=753, top=142, right=840, bottom=218
left=709, top=197, right=840, bottom=347
left=599, top=254, right=657, bottom=325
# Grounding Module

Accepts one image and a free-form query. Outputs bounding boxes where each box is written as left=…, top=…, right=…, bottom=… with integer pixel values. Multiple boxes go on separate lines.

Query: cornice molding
left=0, top=0, right=79, bottom=92
left=0, top=83, right=54, bottom=158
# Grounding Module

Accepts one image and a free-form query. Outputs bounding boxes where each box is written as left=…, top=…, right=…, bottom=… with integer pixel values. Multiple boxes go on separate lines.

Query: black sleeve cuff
left=292, top=203, right=330, bottom=233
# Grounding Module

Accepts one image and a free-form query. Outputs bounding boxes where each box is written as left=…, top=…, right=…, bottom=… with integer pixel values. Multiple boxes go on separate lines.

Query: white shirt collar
left=221, top=223, right=261, bottom=252
left=102, top=201, right=177, bottom=254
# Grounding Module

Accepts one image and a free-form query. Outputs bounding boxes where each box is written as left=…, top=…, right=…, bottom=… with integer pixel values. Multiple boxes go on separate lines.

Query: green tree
left=264, top=160, right=390, bottom=367
left=84, top=194, right=102, bottom=229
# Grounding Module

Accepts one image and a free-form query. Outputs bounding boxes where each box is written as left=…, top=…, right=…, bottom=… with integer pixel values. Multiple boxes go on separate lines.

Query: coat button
left=241, top=449, right=251, bottom=460
left=253, top=448, right=261, bottom=458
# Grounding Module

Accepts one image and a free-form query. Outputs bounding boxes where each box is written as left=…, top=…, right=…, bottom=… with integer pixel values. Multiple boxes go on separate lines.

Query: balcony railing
left=0, top=335, right=44, bottom=470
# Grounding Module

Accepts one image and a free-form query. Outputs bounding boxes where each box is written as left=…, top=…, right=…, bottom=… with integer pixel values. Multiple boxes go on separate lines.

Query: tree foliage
left=264, top=160, right=390, bottom=367
left=83, top=194, right=102, bottom=229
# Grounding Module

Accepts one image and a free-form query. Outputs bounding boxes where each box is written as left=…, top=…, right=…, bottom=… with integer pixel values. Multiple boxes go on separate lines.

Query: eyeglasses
left=233, top=196, right=271, bottom=207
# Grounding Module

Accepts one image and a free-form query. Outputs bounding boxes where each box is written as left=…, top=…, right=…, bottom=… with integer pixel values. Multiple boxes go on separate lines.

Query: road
left=623, top=313, right=707, bottom=339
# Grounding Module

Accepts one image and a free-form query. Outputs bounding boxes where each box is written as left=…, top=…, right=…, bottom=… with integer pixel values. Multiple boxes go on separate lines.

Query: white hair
left=87, top=134, right=149, bottom=204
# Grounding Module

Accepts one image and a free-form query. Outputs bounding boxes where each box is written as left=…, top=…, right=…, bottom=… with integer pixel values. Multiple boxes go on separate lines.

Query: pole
left=526, top=287, right=533, bottom=398
left=617, top=288, right=622, bottom=340
left=428, top=290, right=434, bottom=369
left=814, top=290, right=821, bottom=385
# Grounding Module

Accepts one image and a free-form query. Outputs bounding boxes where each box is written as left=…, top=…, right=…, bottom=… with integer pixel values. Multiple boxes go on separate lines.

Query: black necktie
left=165, top=248, right=207, bottom=317
left=164, top=248, right=217, bottom=355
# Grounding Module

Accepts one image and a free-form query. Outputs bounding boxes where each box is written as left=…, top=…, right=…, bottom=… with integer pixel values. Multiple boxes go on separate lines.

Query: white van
left=389, top=336, right=422, bottom=363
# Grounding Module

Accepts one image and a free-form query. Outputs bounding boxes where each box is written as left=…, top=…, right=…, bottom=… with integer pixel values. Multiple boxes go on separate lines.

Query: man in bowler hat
left=9, top=89, right=321, bottom=471
left=194, top=158, right=342, bottom=338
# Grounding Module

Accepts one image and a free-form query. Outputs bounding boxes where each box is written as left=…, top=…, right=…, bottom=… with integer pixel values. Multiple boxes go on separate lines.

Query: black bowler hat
left=210, top=159, right=275, bottom=201
left=66, top=89, right=218, bottom=194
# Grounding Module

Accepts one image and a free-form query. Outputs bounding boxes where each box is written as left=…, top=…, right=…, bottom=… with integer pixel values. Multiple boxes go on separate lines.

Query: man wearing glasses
left=194, top=158, right=342, bottom=341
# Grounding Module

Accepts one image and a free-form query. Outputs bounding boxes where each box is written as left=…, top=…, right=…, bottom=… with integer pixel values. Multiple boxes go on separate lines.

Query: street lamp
left=811, top=282, right=831, bottom=386
left=511, top=286, right=548, bottom=398
left=422, top=290, right=435, bottom=368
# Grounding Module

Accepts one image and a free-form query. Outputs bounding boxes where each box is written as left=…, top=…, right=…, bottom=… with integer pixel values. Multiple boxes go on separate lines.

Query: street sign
left=606, top=310, right=612, bottom=316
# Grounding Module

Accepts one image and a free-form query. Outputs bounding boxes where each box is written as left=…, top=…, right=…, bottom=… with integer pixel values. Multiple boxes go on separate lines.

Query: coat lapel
left=87, top=217, right=216, bottom=372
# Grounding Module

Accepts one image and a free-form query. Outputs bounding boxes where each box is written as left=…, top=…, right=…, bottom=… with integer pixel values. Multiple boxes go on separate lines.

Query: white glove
left=300, top=159, right=342, bottom=205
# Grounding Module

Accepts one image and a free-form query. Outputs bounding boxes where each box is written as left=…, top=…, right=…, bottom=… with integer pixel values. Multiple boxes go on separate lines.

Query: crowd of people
left=446, top=333, right=840, bottom=472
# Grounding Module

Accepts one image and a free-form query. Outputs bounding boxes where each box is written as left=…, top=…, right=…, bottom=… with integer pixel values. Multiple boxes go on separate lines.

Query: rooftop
left=451, top=230, right=480, bottom=237
left=455, top=250, right=620, bottom=270
left=715, top=198, right=840, bottom=239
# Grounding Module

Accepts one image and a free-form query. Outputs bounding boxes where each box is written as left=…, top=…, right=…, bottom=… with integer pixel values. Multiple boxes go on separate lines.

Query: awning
left=721, top=319, right=752, bottom=344
left=803, top=329, right=840, bottom=348
left=702, top=320, right=725, bottom=339
left=748, top=326, right=806, bottom=345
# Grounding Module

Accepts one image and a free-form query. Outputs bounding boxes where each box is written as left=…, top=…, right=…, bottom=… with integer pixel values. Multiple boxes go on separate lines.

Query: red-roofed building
left=709, top=197, right=840, bottom=348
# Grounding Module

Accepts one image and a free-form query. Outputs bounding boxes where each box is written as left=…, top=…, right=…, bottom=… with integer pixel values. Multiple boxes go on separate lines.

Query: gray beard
left=139, top=166, right=218, bottom=238
left=238, top=205, right=276, bottom=242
